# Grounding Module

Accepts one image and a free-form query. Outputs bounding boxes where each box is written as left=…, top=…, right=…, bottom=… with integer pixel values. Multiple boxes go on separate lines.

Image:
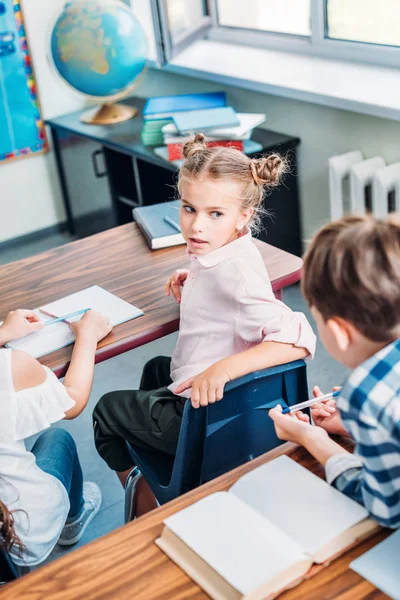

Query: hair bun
left=250, top=154, right=285, bottom=187
left=183, top=133, right=207, bottom=159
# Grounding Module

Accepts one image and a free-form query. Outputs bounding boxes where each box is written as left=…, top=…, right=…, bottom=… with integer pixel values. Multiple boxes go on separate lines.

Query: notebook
left=163, top=113, right=266, bottom=140
left=143, top=92, right=226, bottom=120
left=172, top=107, right=240, bottom=135
left=156, top=456, right=379, bottom=600
left=6, top=286, right=144, bottom=358
left=350, top=528, right=400, bottom=600
left=132, top=200, right=185, bottom=250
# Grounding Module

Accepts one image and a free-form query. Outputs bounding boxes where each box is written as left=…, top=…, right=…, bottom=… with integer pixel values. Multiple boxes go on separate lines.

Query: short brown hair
left=177, top=133, right=287, bottom=233
left=302, top=215, right=400, bottom=342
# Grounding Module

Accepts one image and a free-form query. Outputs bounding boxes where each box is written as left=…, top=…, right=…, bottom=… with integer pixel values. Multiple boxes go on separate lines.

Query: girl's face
left=179, top=178, right=253, bottom=256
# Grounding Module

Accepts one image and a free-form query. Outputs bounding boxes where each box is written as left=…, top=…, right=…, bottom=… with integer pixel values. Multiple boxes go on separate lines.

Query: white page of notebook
left=164, top=491, right=309, bottom=596
left=7, top=312, right=75, bottom=358
left=230, top=455, right=368, bottom=558
left=7, top=286, right=143, bottom=358
left=41, top=285, right=143, bottom=326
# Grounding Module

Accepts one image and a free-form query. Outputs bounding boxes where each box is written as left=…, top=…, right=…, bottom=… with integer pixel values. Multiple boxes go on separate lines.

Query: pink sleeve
left=236, top=283, right=316, bottom=358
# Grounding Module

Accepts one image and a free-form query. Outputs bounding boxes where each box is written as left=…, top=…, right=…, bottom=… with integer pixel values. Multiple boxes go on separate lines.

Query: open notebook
left=5, top=286, right=144, bottom=358
left=156, top=456, right=379, bottom=600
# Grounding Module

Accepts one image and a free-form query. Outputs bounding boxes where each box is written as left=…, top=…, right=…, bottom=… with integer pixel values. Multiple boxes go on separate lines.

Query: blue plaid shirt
left=325, top=338, right=400, bottom=528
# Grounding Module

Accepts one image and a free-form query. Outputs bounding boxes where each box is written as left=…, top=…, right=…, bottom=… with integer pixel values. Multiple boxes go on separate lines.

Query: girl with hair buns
left=93, top=135, right=316, bottom=508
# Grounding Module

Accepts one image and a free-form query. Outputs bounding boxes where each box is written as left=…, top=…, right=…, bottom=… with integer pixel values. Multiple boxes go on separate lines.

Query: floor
left=0, top=232, right=349, bottom=567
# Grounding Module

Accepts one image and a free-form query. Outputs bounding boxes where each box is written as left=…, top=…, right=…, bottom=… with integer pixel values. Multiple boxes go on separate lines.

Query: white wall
left=0, top=0, right=85, bottom=243
left=3, top=2, right=400, bottom=245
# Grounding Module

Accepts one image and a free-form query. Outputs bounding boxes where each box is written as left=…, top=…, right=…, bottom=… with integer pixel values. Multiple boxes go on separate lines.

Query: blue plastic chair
left=0, top=548, right=19, bottom=586
left=125, top=359, right=308, bottom=521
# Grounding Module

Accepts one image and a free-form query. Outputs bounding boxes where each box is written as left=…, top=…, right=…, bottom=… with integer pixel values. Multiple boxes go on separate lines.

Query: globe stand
left=80, top=102, right=138, bottom=125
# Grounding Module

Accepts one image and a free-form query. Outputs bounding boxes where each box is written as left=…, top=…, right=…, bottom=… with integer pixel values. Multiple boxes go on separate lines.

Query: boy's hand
left=311, top=386, right=349, bottom=436
left=269, top=404, right=327, bottom=445
left=69, top=310, right=113, bottom=343
left=174, top=363, right=231, bottom=408
left=0, top=309, right=44, bottom=343
left=164, top=269, right=189, bottom=303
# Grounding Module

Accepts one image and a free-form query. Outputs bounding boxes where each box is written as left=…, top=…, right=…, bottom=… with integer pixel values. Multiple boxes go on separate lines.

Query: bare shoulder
left=11, top=350, right=47, bottom=392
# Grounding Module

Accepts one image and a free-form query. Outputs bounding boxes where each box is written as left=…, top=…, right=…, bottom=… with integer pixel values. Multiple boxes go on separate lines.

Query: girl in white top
left=0, top=308, right=112, bottom=567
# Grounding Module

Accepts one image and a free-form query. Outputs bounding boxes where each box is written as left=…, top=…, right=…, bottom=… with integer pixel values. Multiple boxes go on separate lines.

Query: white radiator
left=329, top=152, right=400, bottom=219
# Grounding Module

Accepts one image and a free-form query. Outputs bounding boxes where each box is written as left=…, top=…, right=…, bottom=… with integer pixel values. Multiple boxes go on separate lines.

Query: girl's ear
left=237, top=207, right=254, bottom=231
left=326, top=317, right=353, bottom=351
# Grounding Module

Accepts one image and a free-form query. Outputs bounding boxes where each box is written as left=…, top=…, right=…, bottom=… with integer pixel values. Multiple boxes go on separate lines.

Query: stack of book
left=141, top=91, right=227, bottom=147
left=141, top=92, right=266, bottom=162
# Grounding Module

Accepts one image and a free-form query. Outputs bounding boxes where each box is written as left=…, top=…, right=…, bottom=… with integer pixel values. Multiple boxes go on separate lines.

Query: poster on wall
left=0, top=0, right=47, bottom=163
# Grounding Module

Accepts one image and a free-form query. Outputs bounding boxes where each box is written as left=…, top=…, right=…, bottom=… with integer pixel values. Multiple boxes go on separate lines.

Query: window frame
left=154, top=0, right=400, bottom=69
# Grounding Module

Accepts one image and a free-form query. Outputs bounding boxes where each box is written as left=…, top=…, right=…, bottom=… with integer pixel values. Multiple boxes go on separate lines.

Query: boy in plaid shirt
left=270, top=215, right=400, bottom=528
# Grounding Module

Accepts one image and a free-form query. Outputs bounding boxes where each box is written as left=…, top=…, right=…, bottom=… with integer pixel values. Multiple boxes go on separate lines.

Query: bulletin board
left=0, top=0, right=47, bottom=163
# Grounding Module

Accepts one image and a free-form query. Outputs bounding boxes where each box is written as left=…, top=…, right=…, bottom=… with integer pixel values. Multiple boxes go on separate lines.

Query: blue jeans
left=31, top=428, right=84, bottom=520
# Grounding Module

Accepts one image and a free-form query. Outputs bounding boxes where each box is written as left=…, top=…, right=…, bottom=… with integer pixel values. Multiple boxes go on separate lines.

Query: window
left=152, top=0, right=400, bottom=67
left=217, top=0, right=310, bottom=37
left=326, top=0, right=400, bottom=48
left=166, top=0, right=209, bottom=42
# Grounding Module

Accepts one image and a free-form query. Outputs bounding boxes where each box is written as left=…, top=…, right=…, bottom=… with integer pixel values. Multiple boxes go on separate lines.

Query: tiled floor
left=1, top=232, right=349, bottom=567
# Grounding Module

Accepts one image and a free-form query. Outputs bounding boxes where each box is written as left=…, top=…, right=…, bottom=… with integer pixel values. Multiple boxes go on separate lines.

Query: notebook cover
left=143, top=92, right=226, bottom=116
left=163, top=113, right=266, bottom=139
left=172, top=107, right=240, bottom=135
left=350, top=529, right=400, bottom=600
left=132, top=200, right=184, bottom=249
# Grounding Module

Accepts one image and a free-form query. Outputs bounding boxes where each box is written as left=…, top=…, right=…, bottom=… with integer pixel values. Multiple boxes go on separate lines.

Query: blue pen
left=164, top=215, right=181, bottom=232
left=282, top=390, right=340, bottom=414
left=44, top=308, right=91, bottom=326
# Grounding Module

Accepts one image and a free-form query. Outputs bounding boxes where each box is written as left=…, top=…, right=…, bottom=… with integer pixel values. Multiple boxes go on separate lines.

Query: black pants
left=93, top=356, right=185, bottom=472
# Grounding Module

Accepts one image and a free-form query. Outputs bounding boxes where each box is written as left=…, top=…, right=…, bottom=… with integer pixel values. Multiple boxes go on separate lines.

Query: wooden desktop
left=0, top=223, right=302, bottom=377
left=1, top=441, right=389, bottom=599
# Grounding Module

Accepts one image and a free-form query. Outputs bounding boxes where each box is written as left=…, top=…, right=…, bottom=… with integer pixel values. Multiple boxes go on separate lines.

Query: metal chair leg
left=124, top=467, right=142, bottom=524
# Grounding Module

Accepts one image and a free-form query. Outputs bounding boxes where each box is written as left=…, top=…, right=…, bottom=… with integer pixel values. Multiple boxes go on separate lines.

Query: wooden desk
left=0, top=223, right=302, bottom=377
left=2, top=442, right=389, bottom=600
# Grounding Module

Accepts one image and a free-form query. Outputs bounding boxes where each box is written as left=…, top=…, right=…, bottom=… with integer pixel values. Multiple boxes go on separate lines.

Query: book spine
left=132, top=210, right=154, bottom=249
left=167, top=140, right=244, bottom=161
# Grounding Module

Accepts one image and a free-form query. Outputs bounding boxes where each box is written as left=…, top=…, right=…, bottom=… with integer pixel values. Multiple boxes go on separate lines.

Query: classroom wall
left=2, top=2, right=400, bottom=244
left=0, top=0, right=151, bottom=244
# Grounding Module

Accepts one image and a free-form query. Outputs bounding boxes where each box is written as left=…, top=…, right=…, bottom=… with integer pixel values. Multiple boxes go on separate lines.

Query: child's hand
left=269, top=404, right=326, bottom=445
left=0, top=309, right=44, bottom=343
left=311, top=386, right=348, bottom=436
left=164, top=269, right=189, bottom=303
left=174, top=363, right=231, bottom=408
left=69, top=310, right=113, bottom=343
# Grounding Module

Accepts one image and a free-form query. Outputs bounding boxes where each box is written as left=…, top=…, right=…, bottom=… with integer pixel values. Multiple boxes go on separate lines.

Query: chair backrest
left=0, top=547, right=19, bottom=585
left=165, top=359, right=308, bottom=499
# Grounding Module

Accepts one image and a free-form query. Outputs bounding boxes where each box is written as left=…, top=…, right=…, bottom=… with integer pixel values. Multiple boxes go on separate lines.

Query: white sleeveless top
left=0, top=349, right=75, bottom=566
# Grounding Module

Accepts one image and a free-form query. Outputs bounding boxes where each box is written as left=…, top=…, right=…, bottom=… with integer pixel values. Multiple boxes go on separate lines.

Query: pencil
left=43, top=308, right=91, bottom=326
left=164, top=216, right=181, bottom=232
left=282, top=390, right=340, bottom=414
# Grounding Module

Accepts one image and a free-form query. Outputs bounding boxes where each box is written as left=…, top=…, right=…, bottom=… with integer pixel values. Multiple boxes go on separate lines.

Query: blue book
left=350, top=529, right=400, bottom=599
left=172, top=107, right=240, bottom=135
left=132, top=200, right=185, bottom=250
left=143, top=92, right=226, bottom=120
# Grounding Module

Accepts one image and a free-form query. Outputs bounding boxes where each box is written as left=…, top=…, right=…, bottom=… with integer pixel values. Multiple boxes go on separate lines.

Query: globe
left=50, top=0, right=148, bottom=124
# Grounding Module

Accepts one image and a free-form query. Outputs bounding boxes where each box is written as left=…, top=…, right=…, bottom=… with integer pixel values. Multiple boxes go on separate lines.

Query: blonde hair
left=177, top=133, right=287, bottom=232
left=302, top=214, right=400, bottom=342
